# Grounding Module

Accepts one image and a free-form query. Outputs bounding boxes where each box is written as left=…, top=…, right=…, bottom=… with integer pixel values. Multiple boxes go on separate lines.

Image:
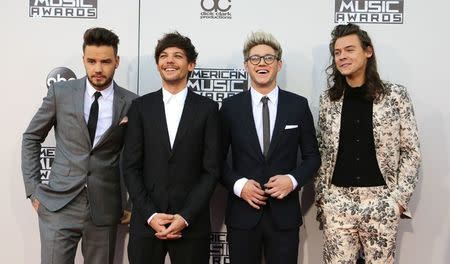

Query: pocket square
left=119, top=116, right=128, bottom=125
left=285, top=124, right=298, bottom=130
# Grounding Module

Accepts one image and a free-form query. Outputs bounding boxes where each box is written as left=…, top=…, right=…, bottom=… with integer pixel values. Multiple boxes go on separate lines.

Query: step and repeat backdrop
left=2, top=1, right=449, bottom=263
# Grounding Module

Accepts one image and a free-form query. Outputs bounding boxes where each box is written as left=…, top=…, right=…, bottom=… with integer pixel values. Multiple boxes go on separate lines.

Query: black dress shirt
left=331, top=83, right=386, bottom=187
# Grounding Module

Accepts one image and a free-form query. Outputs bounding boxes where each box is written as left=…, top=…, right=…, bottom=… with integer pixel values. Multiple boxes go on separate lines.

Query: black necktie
left=87, top=91, right=102, bottom=146
left=261, top=96, right=270, bottom=157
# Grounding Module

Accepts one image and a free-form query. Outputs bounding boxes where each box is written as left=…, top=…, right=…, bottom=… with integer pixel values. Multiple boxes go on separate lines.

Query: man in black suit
left=220, top=31, right=320, bottom=264
left=123, top=32, right=221, bottom=264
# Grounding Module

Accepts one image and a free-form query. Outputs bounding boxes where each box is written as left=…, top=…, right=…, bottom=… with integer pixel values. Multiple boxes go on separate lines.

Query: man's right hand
left=31, top=198, right=40, bottom=212
left=241, top=179, right=267, bottom=209
left=148, top=213, right=175, bottom=237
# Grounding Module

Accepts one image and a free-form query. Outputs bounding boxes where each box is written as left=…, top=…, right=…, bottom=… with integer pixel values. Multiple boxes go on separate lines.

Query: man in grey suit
left=21, top=27, right=137, bottom=264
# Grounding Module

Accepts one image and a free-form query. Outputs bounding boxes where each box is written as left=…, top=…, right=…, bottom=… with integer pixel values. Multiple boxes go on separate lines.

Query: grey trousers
left=37, top=189, right=117, bottom=264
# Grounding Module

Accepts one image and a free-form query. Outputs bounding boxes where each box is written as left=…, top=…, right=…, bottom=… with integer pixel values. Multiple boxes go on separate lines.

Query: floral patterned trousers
left=321, top=185, right=401, bottom=264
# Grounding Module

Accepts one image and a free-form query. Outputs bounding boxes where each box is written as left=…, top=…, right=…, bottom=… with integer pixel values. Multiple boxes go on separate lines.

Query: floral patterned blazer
left=315, top=81, right=421, bottom=223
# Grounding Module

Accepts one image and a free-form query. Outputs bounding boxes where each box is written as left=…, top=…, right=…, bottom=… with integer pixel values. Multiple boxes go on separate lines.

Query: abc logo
left=46, top=67, right=77, bottom=88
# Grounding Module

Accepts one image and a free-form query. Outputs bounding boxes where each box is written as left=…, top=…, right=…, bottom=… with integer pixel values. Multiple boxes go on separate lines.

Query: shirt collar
left=250, top=86, right=279, bottom=107
left=162, top=86, right=188, bottom=105
left=344, top=82, right=369, bottom=99
left=86, top=79, right=114, bottom=99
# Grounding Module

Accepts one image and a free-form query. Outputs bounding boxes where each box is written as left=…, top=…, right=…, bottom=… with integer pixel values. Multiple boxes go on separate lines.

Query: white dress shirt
left=162, top=86, right=188, bottom=148
left=233, top=86, right=298, bottom=197
left=84, top=80, right=114, bottom=147
left=148, top=86, right=188, bottom=226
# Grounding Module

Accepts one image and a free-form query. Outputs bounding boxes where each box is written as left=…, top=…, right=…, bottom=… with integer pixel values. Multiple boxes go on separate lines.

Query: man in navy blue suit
left=220, top=31, right=321, bottom=264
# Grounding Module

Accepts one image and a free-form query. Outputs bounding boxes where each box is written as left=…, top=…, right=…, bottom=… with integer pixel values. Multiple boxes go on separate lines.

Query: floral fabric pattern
left=322, top=185, right=400, bottom=264
left=315, top=82, right=421, bottom=224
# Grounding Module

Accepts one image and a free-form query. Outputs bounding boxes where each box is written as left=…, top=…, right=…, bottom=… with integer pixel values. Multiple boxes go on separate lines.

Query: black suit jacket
left=220, top=89, right=320, bottom=230
left=123, top=89, right=221, bottom=238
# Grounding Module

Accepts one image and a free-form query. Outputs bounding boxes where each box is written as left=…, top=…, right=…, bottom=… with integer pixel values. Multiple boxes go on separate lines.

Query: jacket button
left=87, top=171, right=91, bottom=176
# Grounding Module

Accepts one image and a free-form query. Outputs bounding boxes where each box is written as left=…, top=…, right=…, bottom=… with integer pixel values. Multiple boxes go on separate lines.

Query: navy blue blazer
left=220, top=88, right=320, bottom=230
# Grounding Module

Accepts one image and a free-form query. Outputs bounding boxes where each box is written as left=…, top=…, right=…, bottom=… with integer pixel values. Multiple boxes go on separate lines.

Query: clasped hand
left=149, top=213, right=187, bottom=240
left=241, top=175, right=294, bottom=209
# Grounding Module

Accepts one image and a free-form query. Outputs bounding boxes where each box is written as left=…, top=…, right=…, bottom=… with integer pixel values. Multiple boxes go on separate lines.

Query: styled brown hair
left=83, top=27, right=119, bottom=55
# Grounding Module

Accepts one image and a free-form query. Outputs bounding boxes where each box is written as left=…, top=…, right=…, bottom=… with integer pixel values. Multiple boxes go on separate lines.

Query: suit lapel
left=266, top=89, right=287, bottom=159
left=242, top=91, right=265, bottom=161
left=73, top=77, right=91, bottom=145
left=331, top=96, right=344, bottom=162
left=93, top=82, right=126, bottom=150
left=111, top=83, right=126, bottom=129
left=171, top=90, right=196, bottom=153
left=155, top=89, right=172, bottom=153
left=372, top=96, right=383, bottom=172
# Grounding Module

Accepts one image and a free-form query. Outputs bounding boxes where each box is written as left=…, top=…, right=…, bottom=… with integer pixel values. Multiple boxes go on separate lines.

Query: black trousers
left=227, top=210, right=299, bottom=264
left=128, top=233, right=210, bottom=264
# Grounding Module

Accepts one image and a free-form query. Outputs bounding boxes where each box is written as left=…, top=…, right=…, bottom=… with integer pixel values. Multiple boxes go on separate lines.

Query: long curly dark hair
left=326, top=23, right=385, bottom=102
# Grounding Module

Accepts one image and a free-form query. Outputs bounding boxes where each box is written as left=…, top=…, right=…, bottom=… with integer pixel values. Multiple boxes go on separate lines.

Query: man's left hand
left=120, top=210, right=131, bottom=225
left=264, top=175, right=294, bottom=199
left=155, top=214, right=187, bottom=240
left=398, top=204, right=405, bottom=215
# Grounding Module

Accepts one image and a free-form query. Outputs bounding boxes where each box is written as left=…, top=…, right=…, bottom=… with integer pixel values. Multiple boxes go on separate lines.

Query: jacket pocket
left=51, top=162, right=70, bottom=176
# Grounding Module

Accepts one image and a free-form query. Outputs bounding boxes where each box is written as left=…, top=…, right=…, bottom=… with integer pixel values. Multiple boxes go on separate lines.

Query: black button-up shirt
left=331, top=83, right=386, bottom=187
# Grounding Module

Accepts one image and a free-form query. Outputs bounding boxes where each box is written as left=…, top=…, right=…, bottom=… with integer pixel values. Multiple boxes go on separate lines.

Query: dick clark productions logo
left=200, top=0, right=232, bottom=19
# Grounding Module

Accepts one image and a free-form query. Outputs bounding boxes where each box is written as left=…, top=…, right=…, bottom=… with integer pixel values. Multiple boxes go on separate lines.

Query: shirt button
left=355, top=139, right=360, bottom=143
left=356, top=157, right=360, bottom=161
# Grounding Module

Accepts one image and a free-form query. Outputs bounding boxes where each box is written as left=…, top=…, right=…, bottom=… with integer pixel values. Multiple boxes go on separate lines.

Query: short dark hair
left=154, top=32, right=198, bottom=64
left=83, top=27, right=119, bottom=55
left=326, top=23, right=385, bottom=102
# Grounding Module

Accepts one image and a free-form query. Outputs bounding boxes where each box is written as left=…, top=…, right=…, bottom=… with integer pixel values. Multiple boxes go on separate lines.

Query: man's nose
left=94, top=63, right=102, bottom=72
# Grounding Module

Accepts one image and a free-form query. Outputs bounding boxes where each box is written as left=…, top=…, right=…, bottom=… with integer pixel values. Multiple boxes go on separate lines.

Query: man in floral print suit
left=315, top=23, right=421, bottom=264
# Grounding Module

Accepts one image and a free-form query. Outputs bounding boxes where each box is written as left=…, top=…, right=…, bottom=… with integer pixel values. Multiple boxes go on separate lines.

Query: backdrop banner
left=2, top=1, right=449, bottom=263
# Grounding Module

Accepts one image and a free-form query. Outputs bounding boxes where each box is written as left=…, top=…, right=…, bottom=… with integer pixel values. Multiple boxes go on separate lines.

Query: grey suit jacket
left=22, top=77, right=137, bottom=225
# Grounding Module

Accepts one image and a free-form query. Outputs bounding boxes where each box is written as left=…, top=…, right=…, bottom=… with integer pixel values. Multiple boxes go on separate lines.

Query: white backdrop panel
left=1, top=0, right=449, bottom=263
